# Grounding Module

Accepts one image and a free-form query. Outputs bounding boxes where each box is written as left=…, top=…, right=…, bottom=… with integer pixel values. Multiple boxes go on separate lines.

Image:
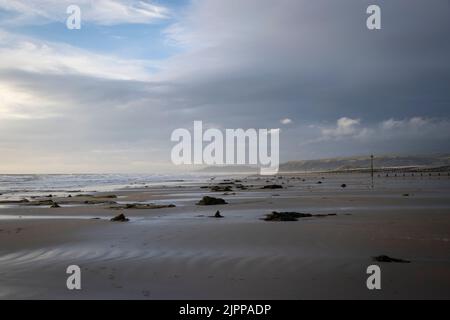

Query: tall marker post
left=370, top=154, right=374, bottom=189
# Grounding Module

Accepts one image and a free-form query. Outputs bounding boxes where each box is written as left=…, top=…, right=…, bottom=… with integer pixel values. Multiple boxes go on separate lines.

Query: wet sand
left=0, top=173, right=450, bottom=299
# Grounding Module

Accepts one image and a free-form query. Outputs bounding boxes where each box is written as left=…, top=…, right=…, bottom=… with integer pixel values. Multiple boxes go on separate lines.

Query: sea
left=0, top=173, right=206, bottom=200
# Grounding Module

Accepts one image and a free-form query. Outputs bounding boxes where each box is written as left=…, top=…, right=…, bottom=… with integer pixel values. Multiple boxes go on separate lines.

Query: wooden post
left=371, top=154, right=374, bottom=189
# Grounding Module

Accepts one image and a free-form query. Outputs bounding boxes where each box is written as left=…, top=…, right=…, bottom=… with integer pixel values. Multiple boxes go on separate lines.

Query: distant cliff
left=197, top=154, right=450, bottom=173
left=280, top=154, right=450, bottom=172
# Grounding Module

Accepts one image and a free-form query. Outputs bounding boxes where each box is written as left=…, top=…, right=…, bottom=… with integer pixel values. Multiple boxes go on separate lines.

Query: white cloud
left=300, top=116, right=450, bottom=151
left=280, top=118, right=292, bottom=125
left=381, top=117, right=429, bottom=130
left=0, top=82, right=60, bottom=119
left=0, top=29, right=157, bottom=121
left=0, top=31, right=152, bottom=81
left=317, top=116, right=449, bottom=144
left=0, top=0, right=169, bottom=26
left=321, top=117, right=361, bottom=138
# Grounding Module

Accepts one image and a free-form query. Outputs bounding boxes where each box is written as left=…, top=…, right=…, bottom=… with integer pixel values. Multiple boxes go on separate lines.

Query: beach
left=1, top=172, right=450, bottom=299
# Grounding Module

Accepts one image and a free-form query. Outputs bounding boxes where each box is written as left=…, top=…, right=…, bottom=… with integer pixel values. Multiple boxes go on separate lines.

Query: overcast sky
left=0, top=0, right=449, bottom=173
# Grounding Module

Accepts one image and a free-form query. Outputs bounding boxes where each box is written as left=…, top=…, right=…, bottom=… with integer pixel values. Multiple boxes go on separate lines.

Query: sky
left=0, top=0, right=449, bottom=173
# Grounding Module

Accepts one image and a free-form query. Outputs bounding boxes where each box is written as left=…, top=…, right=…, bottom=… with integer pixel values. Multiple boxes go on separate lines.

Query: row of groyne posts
left=369, top=154, right=450, bottom=189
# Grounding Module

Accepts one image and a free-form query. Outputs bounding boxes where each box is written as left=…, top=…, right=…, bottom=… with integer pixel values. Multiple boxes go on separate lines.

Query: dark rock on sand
left=264, top=211, right=337, bottom=221
left=213, top=210, right=224, bottom=218
left=373, top=255, right=411, bottom=263
left=264, top=211, right=313, bottom=221
left=314, top=213, right=337, bottom=218
left=196, top=196, right=228, bottom=205
left=261, top=184, right=283, bottom=189
left=121, top=203, right=176, bottom=209
left=25, top=199, right=54, bottom=206
left=0, top=199, right=30, bottom=204
left=210, top=185, right=232, bottom=192
left=84, top=200, right=117, bottom=205
left=93, top=194, right=117, bottom=199
left=50, top=202, right=60, bottom=208
left=110, top=213, right=129, bottom=222
left=341, top=184, right=347, bottom=188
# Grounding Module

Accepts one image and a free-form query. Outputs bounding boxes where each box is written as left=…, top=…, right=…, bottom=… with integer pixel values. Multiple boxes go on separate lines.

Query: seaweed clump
left=264, top=211, right=312, bottom=221
left=196, top=196, right=228, bottom=206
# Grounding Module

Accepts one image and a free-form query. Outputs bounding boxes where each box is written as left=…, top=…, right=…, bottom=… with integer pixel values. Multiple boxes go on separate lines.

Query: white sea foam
left=0, top=173, right=204, bottom=200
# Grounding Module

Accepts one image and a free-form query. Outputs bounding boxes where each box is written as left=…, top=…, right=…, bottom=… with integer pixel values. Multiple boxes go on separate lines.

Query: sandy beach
left=1, top=172, right=450, bottom=299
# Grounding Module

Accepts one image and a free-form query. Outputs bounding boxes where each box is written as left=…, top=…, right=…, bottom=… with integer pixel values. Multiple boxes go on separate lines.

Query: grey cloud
left=159, top=0, right=450, bottom=123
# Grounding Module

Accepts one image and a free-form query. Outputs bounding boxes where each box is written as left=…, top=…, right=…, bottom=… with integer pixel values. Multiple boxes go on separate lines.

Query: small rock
left=210, top=185, right=232, bottom=192
left=110, top=213, right=129, bottom=222
left=50, top=202, right=60, bottom=208
left=373, top=255, right=410, bottom=263
left=196, top=196, right=227, bottom=205
left=94, top=194, right=117, bottom=199
left=84, top=200, right=117, bottom=205
left=112, top=203, right=175, bottom=209
left=214, top=210, right=224, bottom=218
left=264, top=211, right=312, bottom=221
left=264, top=211, right=337, bottom=221
left=0, top=199, right=29, bottom=204
left=261, top=184, right=283, bottom=189
left=341, top=184, right=347, bottom=188
left=314, top=213, right=337, bottom=218
left=27, top=199, right=54, bottom=206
